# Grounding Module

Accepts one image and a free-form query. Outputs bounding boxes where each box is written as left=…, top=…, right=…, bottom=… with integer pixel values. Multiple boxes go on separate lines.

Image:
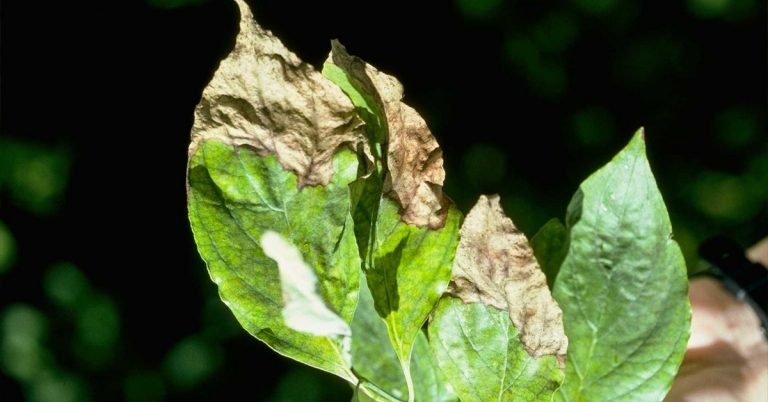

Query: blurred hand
left=665, top=238, right=768, bottom=402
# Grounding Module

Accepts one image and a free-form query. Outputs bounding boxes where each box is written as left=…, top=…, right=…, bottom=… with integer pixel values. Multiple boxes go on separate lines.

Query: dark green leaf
left=531, top=218, right=569, bottom=289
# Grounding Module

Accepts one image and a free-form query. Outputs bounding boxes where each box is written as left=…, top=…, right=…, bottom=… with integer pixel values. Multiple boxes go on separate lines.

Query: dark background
left=1, top=0, right=765, bottom=400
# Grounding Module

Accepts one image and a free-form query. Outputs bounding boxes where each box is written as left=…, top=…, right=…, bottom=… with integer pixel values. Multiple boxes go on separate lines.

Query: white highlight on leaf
left=260, top=231, right=352, bottom=343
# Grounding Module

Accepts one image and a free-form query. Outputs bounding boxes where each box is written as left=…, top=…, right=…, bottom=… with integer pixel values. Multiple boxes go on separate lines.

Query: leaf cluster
left=187, top=1, right=690, bottom=400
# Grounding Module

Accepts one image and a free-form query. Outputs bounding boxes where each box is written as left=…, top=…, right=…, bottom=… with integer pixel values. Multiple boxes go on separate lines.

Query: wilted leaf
left=448, top=195, right=568, bottom=359
left=190, top=0, right=370, bottom=188
left=187, top=0, right=371, bottom=382
left=429, top=297, right=563, bottom=402
left=328, top=41, right=449, bottom=229
left=553, top=130, right=691, bottom=401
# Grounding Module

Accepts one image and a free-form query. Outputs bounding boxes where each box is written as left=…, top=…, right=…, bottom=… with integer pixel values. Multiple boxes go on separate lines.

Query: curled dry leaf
left=328, top=41, right=449, bottom=229
left=448, top=195, right=568, bottom=360
left=190, top=0, right=370, bottom=188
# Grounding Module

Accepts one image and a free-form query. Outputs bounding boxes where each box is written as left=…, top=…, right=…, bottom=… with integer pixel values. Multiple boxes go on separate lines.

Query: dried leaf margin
left=327, top=41, right=451, bottom=229
left=189, top=0, right=371, bottom=189
left=448, top=194, right=568, bottom=361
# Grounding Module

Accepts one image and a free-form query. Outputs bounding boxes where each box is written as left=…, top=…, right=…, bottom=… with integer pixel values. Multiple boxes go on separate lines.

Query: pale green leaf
left=429, top=297, right=564, bottom=402
left=553, top=130, right=691, bottom=401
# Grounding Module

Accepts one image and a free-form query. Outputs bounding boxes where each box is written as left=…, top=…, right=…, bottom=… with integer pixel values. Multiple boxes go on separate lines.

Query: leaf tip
left=628, top=127, right=647, bottom=152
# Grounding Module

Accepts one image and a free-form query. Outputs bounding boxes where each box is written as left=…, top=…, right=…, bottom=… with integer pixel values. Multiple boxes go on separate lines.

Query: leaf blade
left=429, top=297, right=564, bottom=402
left=553, top=130, right=691, bottom=401
left=368, top=201, right=461, bottom=400
left=323, top=43, right=462, bottom=401
left=188, top=141, right=360, bottom=381
left=351, top=275, right=456, bottom=402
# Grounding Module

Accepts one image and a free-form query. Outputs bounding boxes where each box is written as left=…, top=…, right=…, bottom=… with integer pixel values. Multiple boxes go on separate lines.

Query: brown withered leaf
left=190, top=0, right=369, bottom=188
left=448, top=195, right=568, bottom=360
left=328, top=42, right=449, bottom=229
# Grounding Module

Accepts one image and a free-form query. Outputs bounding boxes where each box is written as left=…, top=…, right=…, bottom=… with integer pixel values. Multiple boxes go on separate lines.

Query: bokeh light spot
left=688, top=0, right=731, bottom=17
left=689, top=172, right=761, bottom=223
left=124, top=370, right=166, bottom=402
left=163, top=336, right=223, bottom=388
left=455, top=0, right=503, bottom=19
left=72, top=295, right=120, bottom=369
left=268, top=366, right=349, bottom=402
left=0, top=139, right=70, bottom=215
left=527, top=62, right=567, bottom=98
left=533, top=12, right=579, bottom=53
left=0, top=304, right=51, bottom=381
left=461, top=144, right=507, bottom=188
left=571, top=0, right=619, bottom=15
left=0, top=221, right=17, bottom=273
left=715, top=106, right=758, bottom=149
left=28, top=372, right=89, bottom=402
left=571, top=107, right=616, bottom=146
left=43, top=262, right=92, bottom=310
left=504, top=35, right=540, bottom=69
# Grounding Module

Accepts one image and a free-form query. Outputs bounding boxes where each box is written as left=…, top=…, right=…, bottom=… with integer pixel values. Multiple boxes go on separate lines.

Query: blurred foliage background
left=1, top=0, right=765, bottom=400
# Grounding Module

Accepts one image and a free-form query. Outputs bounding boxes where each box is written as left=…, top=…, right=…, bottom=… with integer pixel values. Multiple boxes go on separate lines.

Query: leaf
left=410, top=332, right=459, bottom=402
left=351, top=275, right=409, bottom=401
left=327, top=41, right=450, bottom=229
left=552, top=130, right=691, bottom=401
left=324, top=43, right=461, bottom=401
left=190, top=0, right=370, bottom=188
left=429, top=297, right=564, bottom=402
left=187, top=0, right=378, bottom=382
left=351, top=276, right=457, bottom=402
left=530, top=218, right=569, bottom=290
left=260, top=231, right=351, bottom=343
left=367, top=201, right=461, bottom=400
left=188, top=140, right=360, bottom=381
left=448, top=195, right=568, bottom=359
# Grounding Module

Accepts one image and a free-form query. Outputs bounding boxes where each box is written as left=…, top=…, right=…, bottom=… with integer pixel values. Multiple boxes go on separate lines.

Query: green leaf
left=530, top=218, right=569, bottom=289
left=351, top=274, right=408, bottom=401
left=351, top=276, right=456, bottom=402
left=410, top=332, right=459, bottom=402
left=323, top=42, right=461, bottom=401
left=188, top=140, right=360, bottom=381
left=323, top=61, right=387, bottom=149
left=429, top=297, right=564, bottom=402
left=368, top=201, right=461, bottom=400
left=260, top=231, right=352, bottom=355
left=553, top=130, right=691, bottom=401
